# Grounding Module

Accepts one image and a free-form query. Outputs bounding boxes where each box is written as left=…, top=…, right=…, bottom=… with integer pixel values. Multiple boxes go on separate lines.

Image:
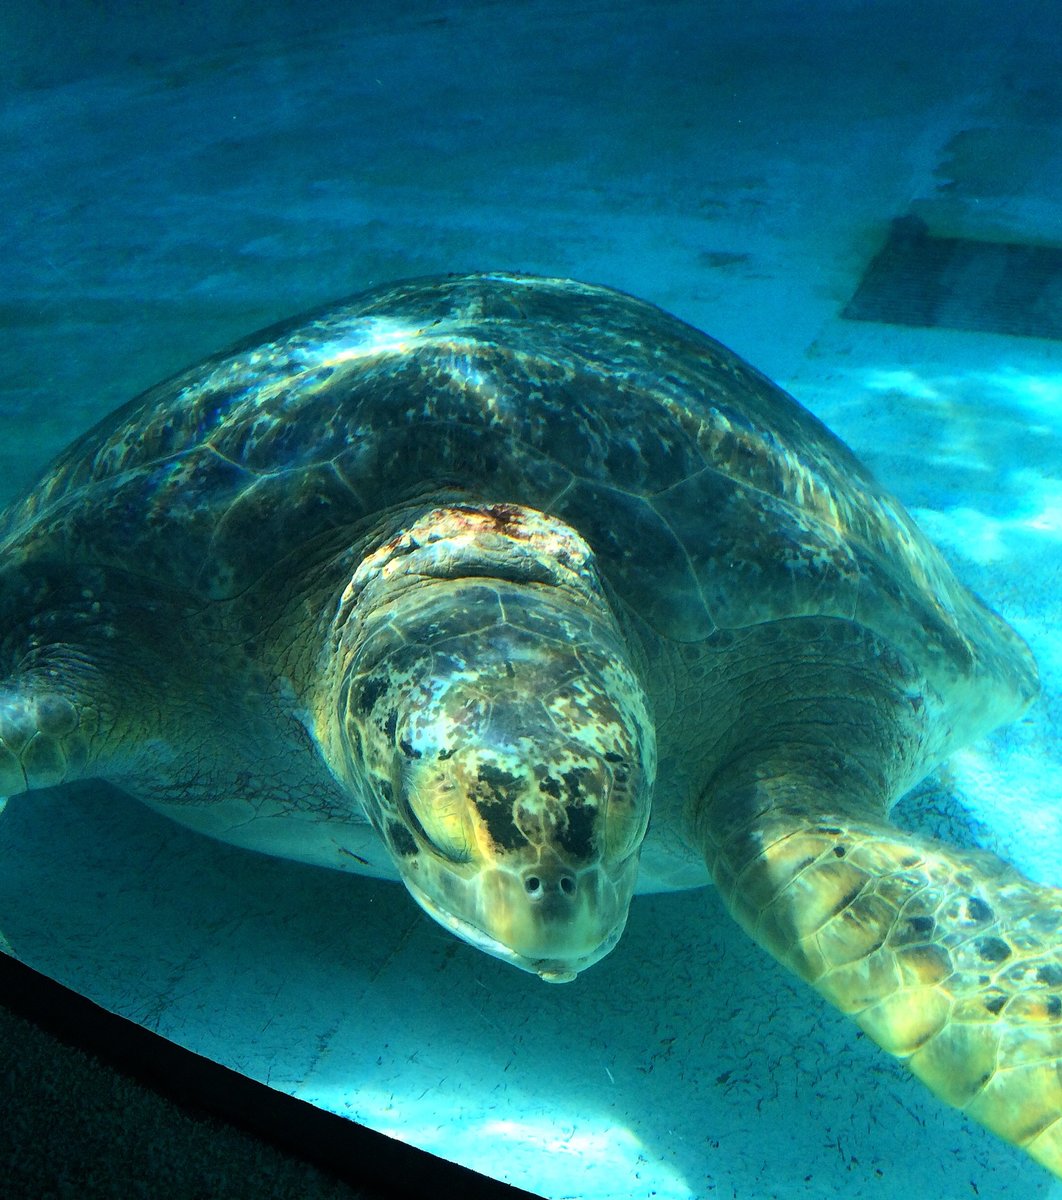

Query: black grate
left=843, top=215, right=1062, bottom=341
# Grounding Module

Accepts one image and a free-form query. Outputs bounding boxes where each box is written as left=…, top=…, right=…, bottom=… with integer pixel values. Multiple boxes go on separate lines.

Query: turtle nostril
left=524, top=871, right=577, bottom=900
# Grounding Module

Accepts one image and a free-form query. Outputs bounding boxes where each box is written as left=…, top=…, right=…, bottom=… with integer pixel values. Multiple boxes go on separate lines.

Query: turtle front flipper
left=688, top=615, right=1059, bottom=1175
left=0, top=682, right=97, bottom=957
left=702, top=792, right=1062, bottom=1175
left=0, top=567, right=180, bottom=804
left=0, top=685, right=96, bottom=799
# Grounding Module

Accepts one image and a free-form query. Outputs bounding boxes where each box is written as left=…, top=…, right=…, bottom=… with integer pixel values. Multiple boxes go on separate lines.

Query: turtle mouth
left=401, top=869, right=627, bottom=984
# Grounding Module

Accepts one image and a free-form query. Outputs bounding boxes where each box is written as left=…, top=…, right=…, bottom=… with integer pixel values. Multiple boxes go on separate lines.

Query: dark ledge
left=0, top=950, right=543, bottom=1200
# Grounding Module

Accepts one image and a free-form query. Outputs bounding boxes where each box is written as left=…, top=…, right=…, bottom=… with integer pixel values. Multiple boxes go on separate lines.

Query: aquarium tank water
left=1, top=2, right=1060, bottom=1198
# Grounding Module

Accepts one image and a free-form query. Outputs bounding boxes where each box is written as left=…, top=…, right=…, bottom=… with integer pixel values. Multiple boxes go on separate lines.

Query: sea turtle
left=0, top=273, right=1058, bottom=1175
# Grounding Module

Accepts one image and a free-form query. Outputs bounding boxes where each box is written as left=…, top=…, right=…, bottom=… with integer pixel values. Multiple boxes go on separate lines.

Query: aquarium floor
left=2, top=2, right=1062, bottom=1199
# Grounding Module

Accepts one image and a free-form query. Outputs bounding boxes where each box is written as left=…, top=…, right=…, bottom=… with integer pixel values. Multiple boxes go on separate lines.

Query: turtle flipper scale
left=702, top=790, right=1062, bottom=1176
left=0, top=686, right=93, bottom=798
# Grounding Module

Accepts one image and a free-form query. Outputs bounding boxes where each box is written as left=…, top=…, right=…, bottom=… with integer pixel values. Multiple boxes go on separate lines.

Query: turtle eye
left=397, top=760, right=474, bottom=864
left=602, top=759, right=650, bottom=861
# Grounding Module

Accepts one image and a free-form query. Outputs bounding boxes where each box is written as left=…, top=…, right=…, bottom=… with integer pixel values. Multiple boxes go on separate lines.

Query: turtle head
left=330, top=505, right=656, bottom=982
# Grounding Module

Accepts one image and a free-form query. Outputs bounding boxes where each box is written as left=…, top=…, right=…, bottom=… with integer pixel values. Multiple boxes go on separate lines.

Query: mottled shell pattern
left=0, top=272, right=1034, bottom=763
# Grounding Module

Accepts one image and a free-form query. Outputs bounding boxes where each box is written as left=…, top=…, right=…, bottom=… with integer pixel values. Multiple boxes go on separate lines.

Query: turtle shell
left=0, top=272, right=1035, bottom=737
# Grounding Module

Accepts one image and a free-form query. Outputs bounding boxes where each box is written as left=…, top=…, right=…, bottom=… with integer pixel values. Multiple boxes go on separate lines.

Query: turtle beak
left=400, top=850, right=639, bottom=982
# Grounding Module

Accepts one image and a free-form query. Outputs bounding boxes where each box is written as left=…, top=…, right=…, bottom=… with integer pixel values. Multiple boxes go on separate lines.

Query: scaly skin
left=707, top=799, right=1062, bottom=1174
left=0, top=688, right=92, bottom=798
left=693, top=620, right=1061, bottom=1177
left=316, top=503, right=656, bottom=982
